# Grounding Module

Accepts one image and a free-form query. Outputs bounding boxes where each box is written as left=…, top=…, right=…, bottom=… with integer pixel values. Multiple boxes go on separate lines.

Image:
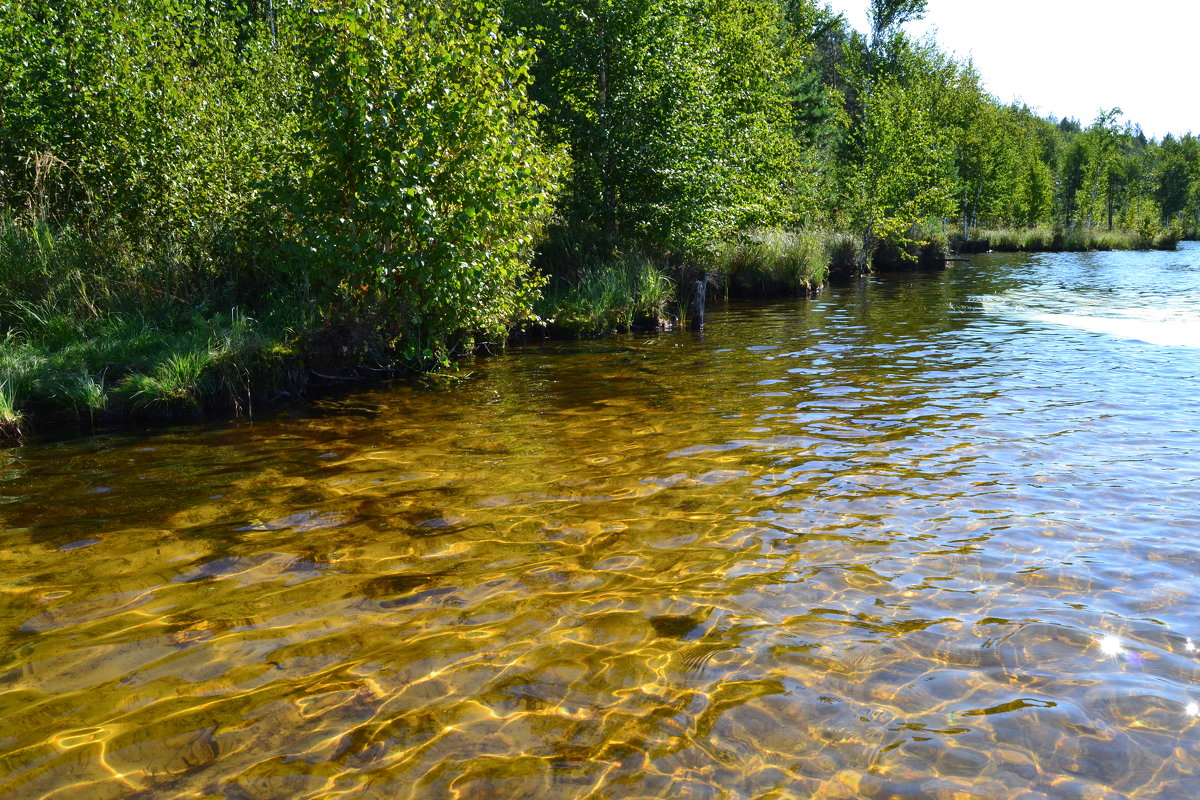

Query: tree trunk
left=598, top=16, right=617, bottom=251
left=858, top=217, right=874, bottom=273
left=1107, top=174, right=1114, bottom=232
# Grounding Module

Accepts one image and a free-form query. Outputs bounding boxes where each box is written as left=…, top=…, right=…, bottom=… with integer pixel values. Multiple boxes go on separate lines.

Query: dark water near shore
left=3, top=245, right=1200, bottom=799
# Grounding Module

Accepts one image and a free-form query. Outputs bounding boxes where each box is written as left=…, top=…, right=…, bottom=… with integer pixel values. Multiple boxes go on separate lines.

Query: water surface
left=3, top=245, right=1200, bottom=799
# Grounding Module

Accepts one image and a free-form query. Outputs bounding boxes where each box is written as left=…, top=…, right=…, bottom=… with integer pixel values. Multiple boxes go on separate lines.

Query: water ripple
left=3, top=246, right=1200, bottom=797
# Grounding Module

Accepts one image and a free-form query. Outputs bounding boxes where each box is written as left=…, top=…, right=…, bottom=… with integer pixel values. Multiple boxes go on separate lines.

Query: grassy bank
left=0, top=216, right=310, bottom=440
left=2, top=218, right=948, bottom=445
left=526, top=229, right=861, bottom=339
left=0, top=223, right=825, bottom=441
left=958, top=226, right=1179, bottom=253
left=712, top=229, right=850, bottom=295
left=0, top=219, right=959, bottom=444
left=0, top=306, right=304, bottom=431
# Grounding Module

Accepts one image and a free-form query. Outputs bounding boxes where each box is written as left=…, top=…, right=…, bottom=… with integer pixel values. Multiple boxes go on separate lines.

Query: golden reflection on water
left=5, top=252, right=1200, bottom=798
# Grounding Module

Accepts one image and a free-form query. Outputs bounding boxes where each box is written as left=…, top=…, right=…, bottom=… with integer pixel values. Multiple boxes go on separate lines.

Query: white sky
left=820, top=1, right=1200, bottom=139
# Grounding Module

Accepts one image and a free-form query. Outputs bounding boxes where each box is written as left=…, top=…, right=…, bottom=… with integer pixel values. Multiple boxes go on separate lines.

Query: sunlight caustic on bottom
left=2, top=245, right=1200, bottom=798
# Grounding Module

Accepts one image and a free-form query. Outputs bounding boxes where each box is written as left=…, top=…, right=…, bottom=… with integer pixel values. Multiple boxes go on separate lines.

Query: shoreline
left=3, top=231, right=1187, bottom=446
left=953, top=227, right=1179, bottom=254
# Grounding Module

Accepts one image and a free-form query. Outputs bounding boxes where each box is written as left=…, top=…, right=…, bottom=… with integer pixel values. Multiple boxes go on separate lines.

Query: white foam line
left=974, top=295, right=1200, bottom=349
left=1029, top=313, right=1200, bottom=348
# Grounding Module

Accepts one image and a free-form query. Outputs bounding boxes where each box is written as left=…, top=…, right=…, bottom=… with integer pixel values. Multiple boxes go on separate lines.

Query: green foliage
left=281, top=0, right=561, bottom=360
left=0, top=0, right=569, bottom=430
left=1157, top=135, right=1200, bottom=228
left=536, top=254, right=674, bottom=336
left=0, top=392, right=22, bottom=442
left=0, top=295, right=305, bottom=427
left=713, top=229, right=829, bottom=295
left=839, top=68, right=955, bottom=268
left=0, top=0, right=303, bottom=285
left=504, top=0, right=803, bottom=259
left=869, top=0, right=927, bottom=41
left=872, top=224, right=946, bottom=270
left=1074, top=109, right=1125, bottom=231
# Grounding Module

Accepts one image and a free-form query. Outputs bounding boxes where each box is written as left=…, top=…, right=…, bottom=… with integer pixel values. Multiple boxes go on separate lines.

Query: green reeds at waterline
left=55, top=370, right=108, bottom=422
left=0, top=213, right=315, bottom=433
left=827, top=233, right=864, bottom=275
left=0, top=380, right=23, bottom=442
left=713, top=229, right=834, bottom=294
left=535, top=254, right=675, bottom=336
left=120, top=349, right=214, bottom=413
left=0, top=303, right=306, bottom=434
left=962, top=227, right=1179, bottom=253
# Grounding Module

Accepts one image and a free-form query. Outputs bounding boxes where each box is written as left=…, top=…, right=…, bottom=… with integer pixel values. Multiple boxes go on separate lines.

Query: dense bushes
left=279, top=1, right=561, bottom=361
left=0, top=0, right=561, bottom=336
left=0, top=0, right=302, bottom=279
left=0, top=0, right=564, bottom=432
left=502, top=0, right=804, bottom=260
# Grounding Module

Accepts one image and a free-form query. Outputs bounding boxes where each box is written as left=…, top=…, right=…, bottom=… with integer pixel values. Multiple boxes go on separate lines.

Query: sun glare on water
left=1098, top=634, right=1125, bottom=657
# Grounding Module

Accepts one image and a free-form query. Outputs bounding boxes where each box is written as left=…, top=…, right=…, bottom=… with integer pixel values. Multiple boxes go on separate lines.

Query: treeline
left=788, top=3, right=1196, bottom=250
left=0, top=0, right=1195, bottom=434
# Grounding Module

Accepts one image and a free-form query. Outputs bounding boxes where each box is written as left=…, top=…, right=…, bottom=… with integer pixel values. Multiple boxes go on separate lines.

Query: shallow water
left=3, top=245, right=1200, bottom=799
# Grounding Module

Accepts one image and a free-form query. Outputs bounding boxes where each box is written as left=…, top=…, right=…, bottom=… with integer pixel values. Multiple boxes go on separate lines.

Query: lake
left=3, top=244, right=1200, bottom=799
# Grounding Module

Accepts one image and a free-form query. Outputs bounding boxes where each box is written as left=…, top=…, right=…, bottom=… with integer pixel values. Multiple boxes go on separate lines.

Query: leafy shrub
left=872, top=225, right=947, bottom=270
left=0, top=0, right=302, bottom=284
left=278, top=0, right=562, bottom=363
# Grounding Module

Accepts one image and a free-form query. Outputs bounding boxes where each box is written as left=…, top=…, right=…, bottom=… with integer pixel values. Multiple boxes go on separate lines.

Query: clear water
left=3, top=244, right=1200, bottom=799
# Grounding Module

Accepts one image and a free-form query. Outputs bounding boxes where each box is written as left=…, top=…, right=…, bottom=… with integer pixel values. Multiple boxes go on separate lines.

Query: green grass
left=0, top=213, right=319, bottom=435
left=827, top=233, right=863, bottom=275
left=55, top=370, right=108, bottom=421
left=121, top=349, right=214, bottom=413
left=966, top=226, right=1178, bottom=253
left=0, top=305, right=303, bottom=429
left=982, top=227, right=1055, bottom=252
left=534, top=228, right=849, bottom=338
left=536, top=254, right=675, bottom=336
left=0, top=380, right=23, bottom=442
left=713, top=229, right=830, bottom=294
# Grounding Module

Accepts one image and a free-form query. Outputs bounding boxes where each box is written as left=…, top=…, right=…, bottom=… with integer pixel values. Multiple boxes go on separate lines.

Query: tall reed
left=965, top=226, right=1178, bottom=253
left=712, top=229, right=830, bottom=295
left=0, top=380, right=23, bottom=442
left=536, top=254, right=675, bottom=336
